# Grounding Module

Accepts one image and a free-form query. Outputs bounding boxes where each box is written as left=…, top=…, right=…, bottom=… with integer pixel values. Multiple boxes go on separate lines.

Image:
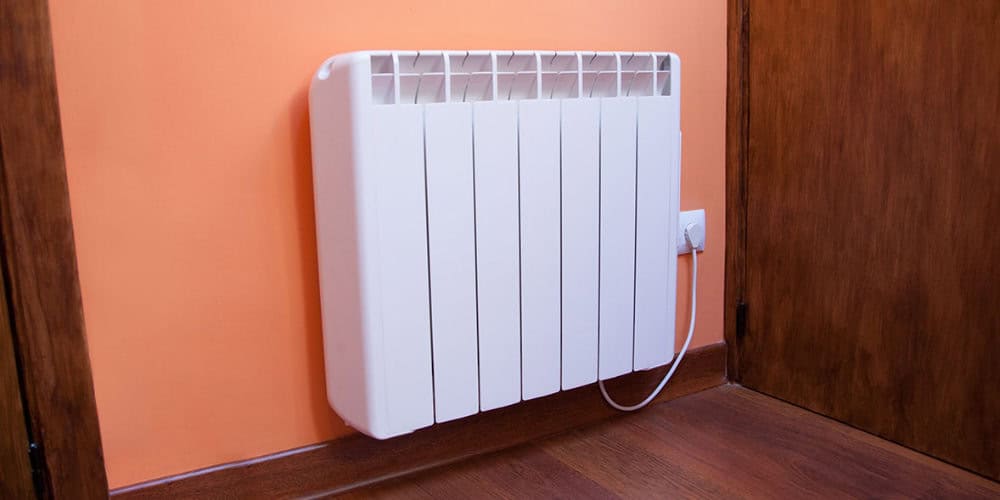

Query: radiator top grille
left=359, top=51, right=672, bottom=105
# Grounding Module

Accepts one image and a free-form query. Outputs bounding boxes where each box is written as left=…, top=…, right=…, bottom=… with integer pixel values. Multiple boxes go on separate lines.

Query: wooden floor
left=341, top=385, right=999, bottom=498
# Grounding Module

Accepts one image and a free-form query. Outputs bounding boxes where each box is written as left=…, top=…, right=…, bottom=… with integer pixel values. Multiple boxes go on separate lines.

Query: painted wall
left=49, top=0, right=726, bottom=488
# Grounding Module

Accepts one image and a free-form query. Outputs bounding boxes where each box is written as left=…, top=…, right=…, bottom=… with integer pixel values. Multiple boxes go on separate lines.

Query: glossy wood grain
left=742, top=1, right=1000, bottom=479
left=0, top=0, right=108, bottom=496
left=112, top=343, right=725, bottom=498
left=724, top=0, right=748, bottom=383
left=351, top=386, right=1000, bottom=498
left=0, top=270, right=34, bottom=500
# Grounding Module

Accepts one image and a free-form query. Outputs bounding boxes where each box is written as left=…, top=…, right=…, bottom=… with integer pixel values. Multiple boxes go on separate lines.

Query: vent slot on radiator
left=368, top=51, right=673, bottom=104
left=311, top=50, right=681, bottom=439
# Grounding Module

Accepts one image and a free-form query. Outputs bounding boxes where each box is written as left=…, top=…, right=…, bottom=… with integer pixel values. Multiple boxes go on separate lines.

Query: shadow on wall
left=287, top=83, right=340, bottom=434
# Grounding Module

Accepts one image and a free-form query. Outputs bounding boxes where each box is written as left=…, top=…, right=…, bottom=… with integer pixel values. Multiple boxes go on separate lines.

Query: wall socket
left=677, top=209, right=706, bottom=254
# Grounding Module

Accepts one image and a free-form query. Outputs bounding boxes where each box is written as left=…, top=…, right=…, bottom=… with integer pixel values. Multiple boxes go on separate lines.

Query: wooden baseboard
left=112, top=342, right=726, bottom=498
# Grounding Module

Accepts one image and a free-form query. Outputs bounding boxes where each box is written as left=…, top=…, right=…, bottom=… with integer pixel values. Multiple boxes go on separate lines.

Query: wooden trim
left=724, top=0, right=749, bottom=382
left=0, top=0, right=109, bottom=497
left=0, top=269, right=34, bottom=500
left=112, top=342, right=726, bottom=498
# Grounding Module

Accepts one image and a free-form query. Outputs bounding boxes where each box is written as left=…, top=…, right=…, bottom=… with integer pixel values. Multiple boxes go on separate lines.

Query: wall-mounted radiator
left=310, top=50, right=681, bottom=439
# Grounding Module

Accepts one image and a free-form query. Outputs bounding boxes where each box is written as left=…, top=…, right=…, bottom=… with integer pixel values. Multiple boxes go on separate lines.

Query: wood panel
left=743, top=1, right=1000, bottom=479
left=724, top=0, right=749, bottom=381
left=0, top=0, right=108, bottom=497
left=350, top=386, right=1000, bottom=498
left=0, top=270, right=34, bottom=500
left=111, top=343, right=726, bottom=498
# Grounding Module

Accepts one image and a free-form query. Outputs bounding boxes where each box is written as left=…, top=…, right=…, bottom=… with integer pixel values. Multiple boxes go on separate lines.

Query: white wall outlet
left=677, top=209, right=706, bottom=254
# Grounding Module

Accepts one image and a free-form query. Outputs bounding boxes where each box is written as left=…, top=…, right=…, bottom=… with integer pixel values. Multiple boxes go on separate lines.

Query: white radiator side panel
left=634, top=97, right=678, bottom=370
left=473, top=101, right=522, bottom=411
left=518, top=99, right=562, bottom=400
left=310, top=59, right=385, bottom=437
left=424, top=103, right=480, bottom=422
left=560, top=98, right=601, bottom=389
left=598, top=97, right=638, bottom=380
left=370, top=105, right=435, bottom=434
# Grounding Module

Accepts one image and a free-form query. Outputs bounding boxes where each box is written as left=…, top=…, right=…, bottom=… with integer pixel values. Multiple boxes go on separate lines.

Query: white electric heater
left=309, top=50, right=681, bottom=439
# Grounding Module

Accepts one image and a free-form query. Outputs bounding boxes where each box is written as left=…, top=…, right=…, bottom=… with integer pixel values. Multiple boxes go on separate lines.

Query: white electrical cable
left=599, top=224, right=699, bottom=411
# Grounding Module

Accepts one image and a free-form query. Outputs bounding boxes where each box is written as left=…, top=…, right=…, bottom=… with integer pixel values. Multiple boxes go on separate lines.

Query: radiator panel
left=598, top=97, right=638, bottom=380
left=472, top=101, right=522, bottom=412
left=560, top=98, right=601, bottom=390
left=518, top=99, right=562, bottom=400
left=634, top=97, right=680, bottom=371
left=370, top=105, right=435, bottom=435
left=425, top=103, right=479, bottom=422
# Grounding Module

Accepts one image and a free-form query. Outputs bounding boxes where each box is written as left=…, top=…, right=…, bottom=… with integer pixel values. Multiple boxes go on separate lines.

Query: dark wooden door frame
left=0, top=0, right=109, bottom=497
left=724, top=0, right=748, bottom=382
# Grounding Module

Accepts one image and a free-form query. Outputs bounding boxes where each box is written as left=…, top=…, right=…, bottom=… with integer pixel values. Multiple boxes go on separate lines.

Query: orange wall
left=49, top=0, right=726, bottom=488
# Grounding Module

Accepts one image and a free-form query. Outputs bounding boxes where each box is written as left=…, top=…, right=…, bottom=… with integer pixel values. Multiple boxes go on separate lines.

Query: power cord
left=599, top=222, right=702, bottom=411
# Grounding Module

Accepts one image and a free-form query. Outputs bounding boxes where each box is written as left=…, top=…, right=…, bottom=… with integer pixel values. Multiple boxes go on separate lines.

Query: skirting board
left=112, top=342, right=726, bottom=498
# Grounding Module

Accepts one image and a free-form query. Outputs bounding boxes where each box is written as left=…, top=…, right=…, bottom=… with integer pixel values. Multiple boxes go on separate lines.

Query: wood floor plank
left=672, top=387, right=998, bottom=497
left=343, top=386, right=1000, bottom=499
left=540, top=421, right=740, bottom=498
left=343, top=443, right=613, bottom=499
left=621, top=397, right=830, bottom=498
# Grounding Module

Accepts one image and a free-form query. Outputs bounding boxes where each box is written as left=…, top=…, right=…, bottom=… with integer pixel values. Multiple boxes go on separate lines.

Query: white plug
left=685, top=222, right=705, bottom=250
left=677, top=209, right=706, bottom=254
